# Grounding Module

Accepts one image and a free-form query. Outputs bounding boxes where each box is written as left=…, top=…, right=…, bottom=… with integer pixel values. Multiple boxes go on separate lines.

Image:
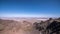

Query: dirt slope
left=0, top=19, right=40, bottom=34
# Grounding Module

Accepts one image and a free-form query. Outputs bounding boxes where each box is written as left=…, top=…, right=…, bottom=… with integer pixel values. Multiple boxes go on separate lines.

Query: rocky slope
left=0, top=19, right=40, bottom=34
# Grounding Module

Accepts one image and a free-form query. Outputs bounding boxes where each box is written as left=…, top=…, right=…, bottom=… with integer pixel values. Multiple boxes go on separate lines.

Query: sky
left=0, top=0, right=60, bottom=17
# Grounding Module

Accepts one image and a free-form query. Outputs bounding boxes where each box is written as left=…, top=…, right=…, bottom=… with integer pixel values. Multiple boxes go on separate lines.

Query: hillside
left=0, top=18, right=41, bottom=34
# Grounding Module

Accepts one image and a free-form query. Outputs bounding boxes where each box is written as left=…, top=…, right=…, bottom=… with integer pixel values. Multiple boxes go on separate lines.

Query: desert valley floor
left=0, top=17, right=48, bottom=34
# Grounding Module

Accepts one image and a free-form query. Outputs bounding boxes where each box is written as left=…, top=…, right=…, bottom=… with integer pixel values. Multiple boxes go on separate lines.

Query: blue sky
left=0, top=0, right=60, bottom=17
